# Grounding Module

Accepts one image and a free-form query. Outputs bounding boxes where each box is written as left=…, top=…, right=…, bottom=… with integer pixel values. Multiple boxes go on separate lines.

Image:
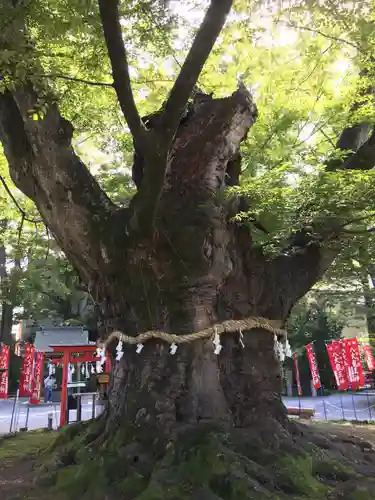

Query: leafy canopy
left=1, top=0, right=375, bottom=321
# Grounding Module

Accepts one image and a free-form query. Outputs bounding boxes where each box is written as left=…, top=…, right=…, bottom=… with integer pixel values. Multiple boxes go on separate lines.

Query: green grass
left=0, top=430, right=56, bottom=461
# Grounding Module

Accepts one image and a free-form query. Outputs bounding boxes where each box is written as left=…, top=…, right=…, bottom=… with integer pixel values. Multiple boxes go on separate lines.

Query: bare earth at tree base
left=1, top=421, right=375, bottom=500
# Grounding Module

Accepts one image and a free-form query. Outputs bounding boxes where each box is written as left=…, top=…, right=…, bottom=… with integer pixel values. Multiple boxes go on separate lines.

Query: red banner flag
left=326, top=340, right=349, bottom=391
left=29, top=351, right=44, bottom=405
left=306, top=343, right=321, bottom=389
left=362, top=344, right=375, bottom=371
left=19, top=343, right=35, bottom=397
left=293, top=352, right=303, bottom=396
left=344, top=338, right=365, bottom=390
left=0, top=345, right=10, bottom=399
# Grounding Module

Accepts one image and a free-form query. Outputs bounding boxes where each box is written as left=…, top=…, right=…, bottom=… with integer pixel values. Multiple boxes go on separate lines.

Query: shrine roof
left=34, top=326, right=89, bottom=353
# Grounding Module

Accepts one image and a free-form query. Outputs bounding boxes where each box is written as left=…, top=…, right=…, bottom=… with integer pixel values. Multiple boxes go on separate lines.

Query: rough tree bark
left=1, top=0, right=375, bottom=449
left=0, top=219, right=20, bottom=345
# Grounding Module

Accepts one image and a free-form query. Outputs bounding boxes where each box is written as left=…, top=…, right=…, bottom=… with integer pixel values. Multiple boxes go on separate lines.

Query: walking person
left=44, top=374, right=56, bottom=403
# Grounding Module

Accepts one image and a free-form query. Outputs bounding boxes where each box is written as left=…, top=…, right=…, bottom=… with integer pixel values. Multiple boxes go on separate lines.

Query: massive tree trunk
left=0, top=79, right=303, bottom=420
left=0, top=80, right=325, bottom=437
left=0, top=0, right=358, bottom=436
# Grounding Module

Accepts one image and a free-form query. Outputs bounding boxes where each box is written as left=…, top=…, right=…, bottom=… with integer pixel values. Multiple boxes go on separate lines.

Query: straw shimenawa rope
left=103, top=316, right=286, bottom=348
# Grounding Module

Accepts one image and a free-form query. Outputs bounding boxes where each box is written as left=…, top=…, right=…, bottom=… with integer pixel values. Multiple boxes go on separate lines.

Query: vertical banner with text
left=29, top=351, right=44, bottom=405
left=0, top=345, right=10, bottom=399
left=293, top=352, right=303, bottom=396
left=344, top=338, right=365, bottom=390
left=326, top=340, right=349, bottom=391
left=19, top=343, right=35, bottom=397
left=306, top=343, right=321, bottom=389
left=362, top=344, right=375, bottom=372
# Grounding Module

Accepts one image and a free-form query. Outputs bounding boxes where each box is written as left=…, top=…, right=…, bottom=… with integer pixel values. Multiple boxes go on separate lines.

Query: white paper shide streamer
left=100, top=347, right=106, bottom=366
left=274, top=334, right=286, bottom=362
left=213, top=328, right=222, bottom=355
left=284, top=338, right=292, bottom=358
left=116, top=340, right=124, bottom=361
left=170, top=343, right=178, bottom=355
left=239, top=328, right=245, bottom=348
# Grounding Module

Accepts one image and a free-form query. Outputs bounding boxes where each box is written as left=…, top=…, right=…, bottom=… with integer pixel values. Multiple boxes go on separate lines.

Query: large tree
left=2, top=0, right=375, bottom=496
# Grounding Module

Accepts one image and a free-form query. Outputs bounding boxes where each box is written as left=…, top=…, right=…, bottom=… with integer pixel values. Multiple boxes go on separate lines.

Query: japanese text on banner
left=326, top=340, right=348, bottom=391
left=344, top=338, right=365, bottom=390
left=29, top=351, right=44, bottom=405
left=306, top=343, right=321, bottom=389
left=19, top=343, right=35, bottom=397
left=362, top=344, right=375, bottom=371
left=0, top=345, right=10, bottom=399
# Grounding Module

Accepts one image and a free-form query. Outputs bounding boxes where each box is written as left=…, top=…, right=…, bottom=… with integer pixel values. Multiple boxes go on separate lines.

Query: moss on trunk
left=36, top=420, right=375, bottom=500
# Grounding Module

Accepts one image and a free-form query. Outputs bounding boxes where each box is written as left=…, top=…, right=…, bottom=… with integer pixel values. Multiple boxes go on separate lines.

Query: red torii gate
left=49, top=344, right=111, bottom=428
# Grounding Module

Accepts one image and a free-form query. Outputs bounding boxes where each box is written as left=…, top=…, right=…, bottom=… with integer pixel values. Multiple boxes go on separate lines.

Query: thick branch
left=269, top=110, right=375, bottom=307
left=129, top=0, right=235, bottom=234
left=327, top=127, right=375, bottom=171
left=98, top=0, right=145, bottom=144
left=269, top=242, right=340, bottom=319
left=0, top=86, right=116, bottom=282
left=160, top=0, right=234, bottom=142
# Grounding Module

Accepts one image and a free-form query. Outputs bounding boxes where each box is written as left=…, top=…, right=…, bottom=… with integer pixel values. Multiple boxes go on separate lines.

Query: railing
left=1, top=392, right=104, bottom=434
left=2, top=390, right=375, bottom=435
left=284, top=390, right=375, bottom=422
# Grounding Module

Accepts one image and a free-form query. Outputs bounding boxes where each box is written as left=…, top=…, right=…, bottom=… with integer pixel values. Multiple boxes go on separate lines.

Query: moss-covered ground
left=1, top=421, right=375, bottom=499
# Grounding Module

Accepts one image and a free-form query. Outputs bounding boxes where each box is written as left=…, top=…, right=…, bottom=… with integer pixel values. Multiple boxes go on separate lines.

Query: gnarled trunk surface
left=0, top=0, right=342, bottom=442
left=0, top=83, right=329, bottom=438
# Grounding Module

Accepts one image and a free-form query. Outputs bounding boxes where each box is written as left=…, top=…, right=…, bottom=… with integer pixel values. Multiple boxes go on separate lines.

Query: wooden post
left=105, top=351, right=111, bottom=373
left=76, top=395, right=82, bottom=422
left=47, top=412, right=53, bottom=430
left=59, top=350, right=70, bottom=428
left=91, top=392, right=96, bottom=419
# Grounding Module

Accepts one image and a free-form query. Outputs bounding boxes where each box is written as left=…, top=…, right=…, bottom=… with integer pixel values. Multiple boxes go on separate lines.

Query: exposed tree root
left=33, top=418, right=375, bottom=500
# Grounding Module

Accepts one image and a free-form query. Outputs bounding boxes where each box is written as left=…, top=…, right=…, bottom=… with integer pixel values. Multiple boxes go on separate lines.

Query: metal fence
left=0, top=392, right=104, bottom=434
left=283, top=390, right=375, bottom=422
left=2, top=392, right=375, bottom=435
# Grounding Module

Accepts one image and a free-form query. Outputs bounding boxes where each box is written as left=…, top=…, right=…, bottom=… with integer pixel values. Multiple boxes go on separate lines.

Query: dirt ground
left=1, top=422, right=375, bottom=499
left=0, top=431, right=59, bottom=500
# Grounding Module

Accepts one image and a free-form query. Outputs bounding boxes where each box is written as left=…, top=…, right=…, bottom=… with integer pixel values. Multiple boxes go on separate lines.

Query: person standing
left=44, top=374, right=56, bottom=403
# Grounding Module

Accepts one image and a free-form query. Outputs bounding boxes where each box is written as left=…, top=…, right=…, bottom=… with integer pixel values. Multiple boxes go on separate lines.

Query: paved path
left=1, top=392, right=375, bottom=434
left=284, top=391, right=375, bottom=421
left=0, top=395, right=103, bottom=434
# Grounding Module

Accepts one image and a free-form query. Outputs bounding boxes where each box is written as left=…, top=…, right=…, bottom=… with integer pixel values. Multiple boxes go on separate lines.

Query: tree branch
left=343, top=227, right=375, bottom=234
left=37, top=73, right=175, bottom=88
left=269, top=120, right=375, bottom=311
left=98, top=0, right=146, bottom=144
left=160, top=0, right=234, bottom=142
left=326, top=124, right=374, bottom=171
left=281, top=20, right=362, bottom=51
left=0, top=175, right=42, bottom=223
left=127, top=0, right=235, bottom=235
left=0, top=87, right=117, bottom=283
left=338, top=213, right=375, bottom=228
left=36, top=73, right=113, bottom=88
